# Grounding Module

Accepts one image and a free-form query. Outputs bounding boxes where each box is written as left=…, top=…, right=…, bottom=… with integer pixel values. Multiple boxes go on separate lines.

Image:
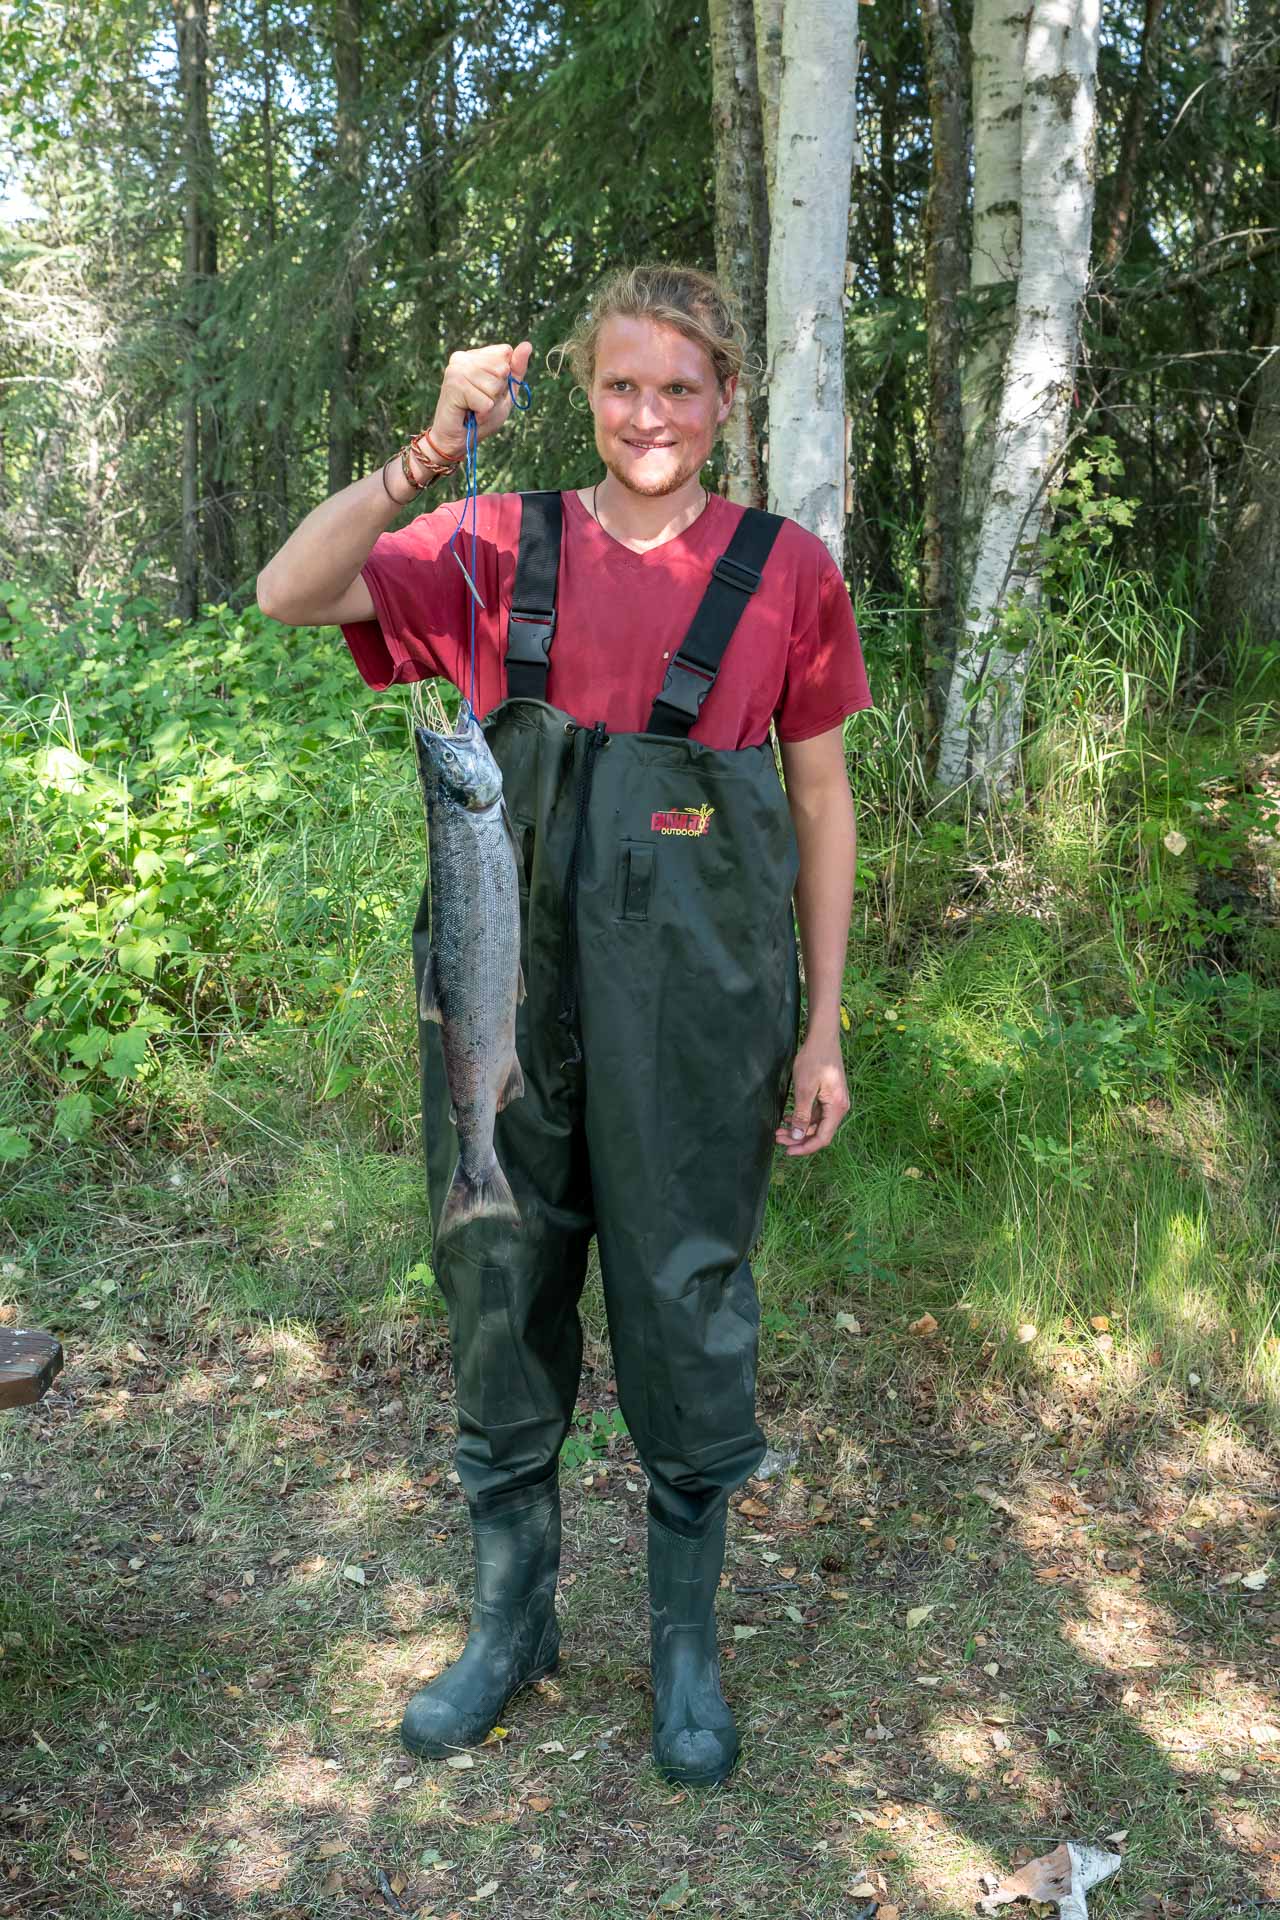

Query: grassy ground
left=2, top=1099, right=1279, bottom=1919
left=3, top=578, right=1280, bottom=1914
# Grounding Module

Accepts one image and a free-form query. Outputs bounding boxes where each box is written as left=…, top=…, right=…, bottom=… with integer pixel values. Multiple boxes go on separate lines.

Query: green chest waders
left=412, top=494, right=800, bottom=1539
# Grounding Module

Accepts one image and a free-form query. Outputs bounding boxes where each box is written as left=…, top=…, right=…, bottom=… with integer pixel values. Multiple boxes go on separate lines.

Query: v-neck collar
left=562, top=486, right=730, bottom=569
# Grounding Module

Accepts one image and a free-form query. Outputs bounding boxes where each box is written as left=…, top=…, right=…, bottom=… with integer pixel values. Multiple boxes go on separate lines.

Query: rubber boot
left=401, top=1481, right=561, bottom=1759
left=648, top=1501, right=740, bottom=1786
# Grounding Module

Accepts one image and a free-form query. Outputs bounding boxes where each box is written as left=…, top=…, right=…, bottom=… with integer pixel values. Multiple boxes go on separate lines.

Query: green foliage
left=0, top=579, right=413, bottom=1150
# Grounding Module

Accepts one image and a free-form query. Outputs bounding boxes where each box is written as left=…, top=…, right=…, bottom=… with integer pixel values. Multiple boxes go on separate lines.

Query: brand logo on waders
left=650, top=804, right=716, bottom=838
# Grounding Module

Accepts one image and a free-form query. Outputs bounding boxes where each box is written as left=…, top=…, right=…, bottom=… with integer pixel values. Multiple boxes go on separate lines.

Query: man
left=257, top=263, right=871, bottom=1787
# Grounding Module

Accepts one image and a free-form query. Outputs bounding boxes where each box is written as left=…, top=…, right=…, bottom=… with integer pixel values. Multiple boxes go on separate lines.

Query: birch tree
left=934, top=0, right=1103, bottom=809
left=765, top=0, right=859, bottom=561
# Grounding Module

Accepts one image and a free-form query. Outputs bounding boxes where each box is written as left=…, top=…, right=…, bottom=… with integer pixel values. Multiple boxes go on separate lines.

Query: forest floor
left=2, top=1194, right=1278, bottom=1920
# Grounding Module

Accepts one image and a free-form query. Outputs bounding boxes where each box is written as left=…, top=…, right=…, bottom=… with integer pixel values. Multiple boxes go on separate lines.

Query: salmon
left=414, top=701, right=525, bottom=1242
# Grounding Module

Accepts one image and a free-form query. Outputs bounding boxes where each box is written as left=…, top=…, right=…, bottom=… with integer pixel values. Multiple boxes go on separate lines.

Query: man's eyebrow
left=597, top=367, right=705, bottom=384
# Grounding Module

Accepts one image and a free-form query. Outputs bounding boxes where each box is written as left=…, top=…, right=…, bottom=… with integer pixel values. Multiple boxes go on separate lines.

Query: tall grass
left=2, top=557, right=1278, bottom=1418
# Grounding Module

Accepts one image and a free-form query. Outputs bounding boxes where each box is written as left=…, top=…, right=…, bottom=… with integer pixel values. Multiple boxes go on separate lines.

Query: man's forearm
left=256, top=469, right=406, bottom=624
left=791, top=783, right=857, bottom=1037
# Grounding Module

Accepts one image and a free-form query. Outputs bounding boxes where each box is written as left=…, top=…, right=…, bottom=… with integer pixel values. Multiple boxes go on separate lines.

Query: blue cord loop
left=447, top=370, right=531, bottom=712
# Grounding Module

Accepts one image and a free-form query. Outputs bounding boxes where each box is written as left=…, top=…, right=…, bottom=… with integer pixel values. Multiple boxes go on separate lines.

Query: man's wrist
left=801, top=1004, right=844, bottom=1046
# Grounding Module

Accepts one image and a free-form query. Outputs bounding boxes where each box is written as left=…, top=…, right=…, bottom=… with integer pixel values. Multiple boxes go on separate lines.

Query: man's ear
left=717, top=374, right=738, bottom=425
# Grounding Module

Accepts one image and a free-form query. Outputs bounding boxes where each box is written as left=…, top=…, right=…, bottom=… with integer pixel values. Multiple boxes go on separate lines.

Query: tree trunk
left=259, top=0, right=290, bottom=552
left=765, top=0, right=859, bottom=561
left=328, top=0, right=364, bottom=495
left=176, top=0, right=207, bottom=619
left=934, top=0, right=1103, bottom=809
left=710, top=0, right=769, bottom=506
left=919, top=0, right=968, bottom=739
left=862, top=48, right=905, bottom=597
left=1217, top=315, right=1280, bottom=647
left=1098, top=0, right=1166, bottom=276
left=958, top=0, right=1028, bottom=596
left=753, top=0, right=784, bottom=220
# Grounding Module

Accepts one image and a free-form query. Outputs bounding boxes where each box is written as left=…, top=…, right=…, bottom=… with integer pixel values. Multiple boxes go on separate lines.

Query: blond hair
left=549, top=263, right=749, bottom=395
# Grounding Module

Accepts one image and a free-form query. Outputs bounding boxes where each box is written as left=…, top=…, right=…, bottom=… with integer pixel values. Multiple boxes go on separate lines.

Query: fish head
left=414, top=701, right=504, bottom=812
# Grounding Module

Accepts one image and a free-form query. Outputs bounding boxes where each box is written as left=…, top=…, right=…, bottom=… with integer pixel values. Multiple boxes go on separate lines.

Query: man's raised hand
left=428, top=340, right=534, bottom=463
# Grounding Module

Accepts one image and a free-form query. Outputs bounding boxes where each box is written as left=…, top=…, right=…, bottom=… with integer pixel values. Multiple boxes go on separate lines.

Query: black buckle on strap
left=507, top=607, right=556, bottom=664
left=712, top=554, right=761, bottom=595
left=652, top=655, right=714, bottom=726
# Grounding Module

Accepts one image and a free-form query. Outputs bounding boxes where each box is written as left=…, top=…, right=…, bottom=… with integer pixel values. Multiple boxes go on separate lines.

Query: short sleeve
left=339, top=493, right=516, bottom=695
left=774, top=549, right=872, bottom=743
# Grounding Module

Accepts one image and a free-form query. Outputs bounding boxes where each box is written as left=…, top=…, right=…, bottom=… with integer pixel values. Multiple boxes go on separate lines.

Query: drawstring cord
left=558, top=721, right=608, bottom=1066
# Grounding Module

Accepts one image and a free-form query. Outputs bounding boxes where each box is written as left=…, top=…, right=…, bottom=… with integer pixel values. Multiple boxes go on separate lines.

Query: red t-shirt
left=340, top=489, right=872, bottom=749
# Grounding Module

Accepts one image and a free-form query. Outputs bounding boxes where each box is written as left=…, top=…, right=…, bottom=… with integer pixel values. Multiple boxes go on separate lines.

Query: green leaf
left=132, top=848, right=167, bottom=881
left=54, top=1091, right=94, bottom=1141
left=67, top=1025, right=112, bottom=1066
left=103, top=1025, right=149, bottom=1080
left=0, top=1127, right=33, bottom=1163
left=116, top=933, right=165, bottom=979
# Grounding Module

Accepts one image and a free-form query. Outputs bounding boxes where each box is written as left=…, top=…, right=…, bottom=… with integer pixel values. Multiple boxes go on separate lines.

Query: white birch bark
left=959, top=0, right=1030, bottom=589
left=765, top=0, right=859, bottom=561
left=934, top=0, right=1103, bottom=808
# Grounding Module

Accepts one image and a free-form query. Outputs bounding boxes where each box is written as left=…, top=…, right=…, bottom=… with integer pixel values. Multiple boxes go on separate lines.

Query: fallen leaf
left=316, top=1841, right=348, bottom=1860
left=835, top=1313, right=862, bottom=1333
left=738, top=1498, right=771, bottom=1520
left=1241, top=1569, right=1270, bottom=1591
left=342, top=1564, right=367, bottom=1586
left=392, top=1773, right=413, bottom=1791
left=657, top=1872, right=691, bottom=1911
left=525, top=1795, right=552, bottom=1813
left=1015, top=1322, right=1038, bottom=1344
left=446, top=1753, right=475, bottom=1770
left=909, top=1312, right=939, bottom=1337
left=321, top=1869, right=344, bottom=1896
left=482, top=1725, right=507, bottom=1744
left=851, top=1884, right=876, bottom=1899
left=1249, top=1724, right=1279, bottom=1745
left=733, top=1625, right=760, bottom=1640
left=1163, top=829, right=1188, bottom=855
left=906, top=1605, right=934, bottom=1630
left=470, top=1882, right=498, bottom=1901
left=1090, top=1314, right=1111, bottom=1332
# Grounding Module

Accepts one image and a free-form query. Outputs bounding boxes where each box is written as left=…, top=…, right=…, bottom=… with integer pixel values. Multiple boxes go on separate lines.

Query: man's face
left=589, top=315, right=736, bottom=499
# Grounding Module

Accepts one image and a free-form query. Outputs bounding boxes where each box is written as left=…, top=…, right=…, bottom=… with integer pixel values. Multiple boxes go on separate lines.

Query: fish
left=414, top=700, right=525, bottom=1242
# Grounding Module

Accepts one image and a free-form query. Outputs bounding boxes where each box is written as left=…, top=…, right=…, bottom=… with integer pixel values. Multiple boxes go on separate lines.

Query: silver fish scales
left=414, top=701, right=525, bottom=1242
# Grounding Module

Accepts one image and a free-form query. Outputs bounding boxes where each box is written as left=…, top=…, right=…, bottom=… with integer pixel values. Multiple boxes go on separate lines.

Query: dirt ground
left=2, top=1301, right=1278, bottom=1920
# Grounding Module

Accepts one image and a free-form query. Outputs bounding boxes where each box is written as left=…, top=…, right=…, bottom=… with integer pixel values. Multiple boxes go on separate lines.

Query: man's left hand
left=775, top=1035, right=851, bottom=1157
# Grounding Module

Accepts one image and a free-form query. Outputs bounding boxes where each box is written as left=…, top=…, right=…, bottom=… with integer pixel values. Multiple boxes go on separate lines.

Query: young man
left=257, top=264, right=872, bottom=1787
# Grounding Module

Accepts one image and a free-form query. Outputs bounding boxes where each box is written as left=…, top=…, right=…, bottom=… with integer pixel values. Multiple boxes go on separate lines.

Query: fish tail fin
left=496, top=1054, right=525, bottom=1111
left=436, top=1158, right=521, bottom=1243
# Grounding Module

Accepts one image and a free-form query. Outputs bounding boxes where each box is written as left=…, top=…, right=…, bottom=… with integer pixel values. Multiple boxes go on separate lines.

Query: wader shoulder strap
left=647, top=507, right=785, bottom=738
left=505, top=490, right=563, bottom=700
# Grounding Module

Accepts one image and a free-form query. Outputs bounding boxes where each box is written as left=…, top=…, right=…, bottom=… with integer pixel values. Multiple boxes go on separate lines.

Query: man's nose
left=629, top=392, right=667, bottom=431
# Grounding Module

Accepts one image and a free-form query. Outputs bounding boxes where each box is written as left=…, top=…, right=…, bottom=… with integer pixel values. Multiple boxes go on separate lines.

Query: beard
left=598, top=439, right=708, bottom=499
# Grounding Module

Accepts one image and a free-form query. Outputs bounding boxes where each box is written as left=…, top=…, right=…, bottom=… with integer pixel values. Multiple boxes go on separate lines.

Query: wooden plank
left=0, top=1328, right=64, bottom=1410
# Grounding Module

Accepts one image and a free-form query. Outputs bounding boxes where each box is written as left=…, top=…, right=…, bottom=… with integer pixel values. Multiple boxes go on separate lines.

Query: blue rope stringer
left=447, top=372, right=532, bottom=713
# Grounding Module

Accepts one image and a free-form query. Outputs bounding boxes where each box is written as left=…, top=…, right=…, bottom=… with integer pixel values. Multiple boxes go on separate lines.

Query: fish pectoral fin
left=497, top=1054, right=525, bottom=1112
left=498, top=1055, right=525, bottom=1111
left=516, top=961, right=526, bottom=1006
left=418, top=948, right=444, bottom=1025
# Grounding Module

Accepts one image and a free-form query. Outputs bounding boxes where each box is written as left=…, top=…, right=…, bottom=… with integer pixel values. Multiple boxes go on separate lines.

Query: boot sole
left=401, top=1655, right=561, bottom=1760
